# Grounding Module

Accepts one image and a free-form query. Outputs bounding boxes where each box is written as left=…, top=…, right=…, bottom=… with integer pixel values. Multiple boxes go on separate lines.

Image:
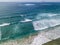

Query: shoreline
left=31, top=25, right=60, bottom=45
left=0, top=25, right=60, bottom=45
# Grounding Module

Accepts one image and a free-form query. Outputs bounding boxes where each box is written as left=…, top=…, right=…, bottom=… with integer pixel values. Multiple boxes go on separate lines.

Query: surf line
left=0, top=23, right=10, bottom=27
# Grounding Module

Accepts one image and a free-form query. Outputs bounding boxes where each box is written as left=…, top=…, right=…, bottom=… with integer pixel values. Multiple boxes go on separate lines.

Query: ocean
left=0, top=2, right=60, bottom=41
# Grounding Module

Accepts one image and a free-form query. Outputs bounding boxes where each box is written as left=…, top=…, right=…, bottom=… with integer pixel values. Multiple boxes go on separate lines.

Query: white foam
left=20, top=19, right=32, bottom=22
left=20, top=15, right=24, bottom=17
left=37, top=13, right=57, bottom=18
left=31, top=27, right=60, bottom=45
left=33, top=21, right=48, bottom=30
left=33, top=19, right=60, bottom=30
left=0, top=23, right=10, bottom=27
left=24, top=4, right=35, bottom=6
left=48, top=13, right=57, bottom=17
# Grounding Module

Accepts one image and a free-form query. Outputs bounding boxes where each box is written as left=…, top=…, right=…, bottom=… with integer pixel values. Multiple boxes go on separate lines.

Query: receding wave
left=20, top=18, right=32, bottom=22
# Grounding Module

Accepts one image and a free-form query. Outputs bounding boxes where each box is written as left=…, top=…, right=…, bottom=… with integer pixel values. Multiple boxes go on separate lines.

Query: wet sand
left=43, top=38, right=60, bottom=45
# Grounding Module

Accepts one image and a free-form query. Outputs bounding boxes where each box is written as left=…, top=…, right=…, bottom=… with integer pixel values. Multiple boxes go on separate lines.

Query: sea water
left=0, top=2, right=60, bottom=40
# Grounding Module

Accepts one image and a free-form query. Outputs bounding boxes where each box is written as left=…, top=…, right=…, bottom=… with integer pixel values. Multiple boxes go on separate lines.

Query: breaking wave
left=0, top=23, right=10, bottom=27
left=33, top=13, right=60, bottom=30
left=37, top=13, right=58, bottom=18
left=24, top=4, right=35, bottom=6
left=20, top=18, right=32, bottom=22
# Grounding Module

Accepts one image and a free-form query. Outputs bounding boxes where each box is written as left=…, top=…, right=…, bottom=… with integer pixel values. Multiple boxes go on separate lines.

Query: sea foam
left=0, top=23, right=10, bottom=27
left=20, top=18, right=32, bottom=22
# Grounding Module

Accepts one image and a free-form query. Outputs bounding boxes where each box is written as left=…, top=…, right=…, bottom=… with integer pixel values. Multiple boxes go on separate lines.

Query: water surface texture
left=0, top=2, right=60, bottom=41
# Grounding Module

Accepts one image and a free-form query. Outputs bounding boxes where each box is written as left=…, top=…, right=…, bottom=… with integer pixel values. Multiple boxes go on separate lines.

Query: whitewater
left=30, top=13, right=60, bottom=45
left=0, top=2, right=60, bottom=45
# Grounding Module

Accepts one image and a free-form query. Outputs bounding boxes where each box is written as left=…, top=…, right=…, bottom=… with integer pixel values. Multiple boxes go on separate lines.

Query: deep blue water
left=0, top=2, right=60, bottom=40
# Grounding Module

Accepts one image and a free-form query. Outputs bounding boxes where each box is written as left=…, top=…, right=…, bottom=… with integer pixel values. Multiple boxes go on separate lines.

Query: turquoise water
left=0, top=2, right=60, bottom=40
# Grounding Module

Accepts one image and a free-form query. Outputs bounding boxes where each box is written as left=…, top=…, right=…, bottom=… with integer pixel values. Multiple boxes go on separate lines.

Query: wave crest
left=0, top=23, right=10, bottom=27
left=24, top=4, right=35, bottom=6
left=33, top=19, right=60, bottom=30
left=37, top=13, right=57, bottom=18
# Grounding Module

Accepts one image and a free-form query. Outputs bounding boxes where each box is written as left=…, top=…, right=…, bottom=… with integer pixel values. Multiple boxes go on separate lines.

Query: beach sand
left=43, top=38, right=60, bottom=45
